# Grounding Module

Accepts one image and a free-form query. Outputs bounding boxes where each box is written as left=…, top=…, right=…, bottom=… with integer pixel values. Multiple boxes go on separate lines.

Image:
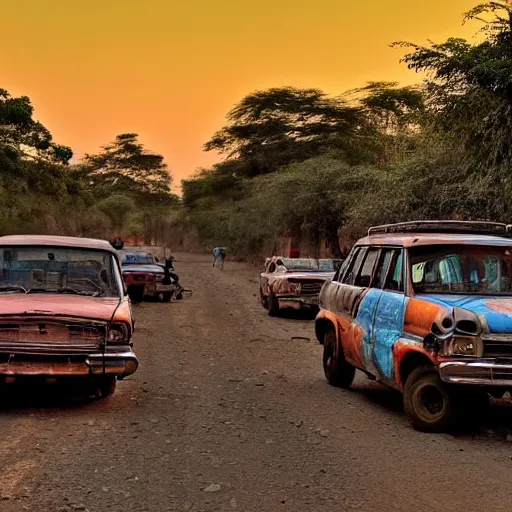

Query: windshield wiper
left=0, top=285, right=28, bottom=293
left=56, top=287, right=102, bottom=297
left=21, top=286, right=102, bottom=297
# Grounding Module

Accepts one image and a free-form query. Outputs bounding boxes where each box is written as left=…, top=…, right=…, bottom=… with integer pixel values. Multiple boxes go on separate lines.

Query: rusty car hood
left=417, top=294, right=512, bottom=334
left=0, top=294, right=121, bottom=321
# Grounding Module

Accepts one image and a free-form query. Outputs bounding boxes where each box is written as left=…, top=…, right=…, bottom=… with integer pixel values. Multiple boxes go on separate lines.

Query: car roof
left=0, top=235, right=117, bottom=253
left=357, top=233, right=512, bottom=248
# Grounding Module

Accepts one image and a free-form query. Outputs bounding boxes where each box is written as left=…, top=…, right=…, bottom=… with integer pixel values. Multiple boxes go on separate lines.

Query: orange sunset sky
left=1, top=0, right=480, bottom=192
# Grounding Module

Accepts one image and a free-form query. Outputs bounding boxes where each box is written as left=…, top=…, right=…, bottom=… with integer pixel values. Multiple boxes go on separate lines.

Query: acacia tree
left=204, top=86, right=371, bottom=176
left=82, top=133, right=178, bottom=241
left=83, top=133, right=173, bottom=197
left=0, top=89, right=72, bottom=164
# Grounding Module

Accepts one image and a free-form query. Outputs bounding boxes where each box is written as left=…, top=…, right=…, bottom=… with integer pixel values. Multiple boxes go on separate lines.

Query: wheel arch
left=399, top=349, right=435, bottom=388
left=315, top=315, right=337, bottom=345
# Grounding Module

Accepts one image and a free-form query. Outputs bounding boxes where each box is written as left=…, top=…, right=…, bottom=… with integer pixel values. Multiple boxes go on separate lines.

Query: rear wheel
left=128, top=285, right=144, bottom=303
left=322, top=327, right=355, bottom=388
left=403, top=365, right=459, bottom=432
left=158, top=292, right=173, bottom=303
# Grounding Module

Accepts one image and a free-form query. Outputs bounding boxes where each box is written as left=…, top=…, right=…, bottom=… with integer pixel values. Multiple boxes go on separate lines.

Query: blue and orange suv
left=316, top=220, right=512, bottom=431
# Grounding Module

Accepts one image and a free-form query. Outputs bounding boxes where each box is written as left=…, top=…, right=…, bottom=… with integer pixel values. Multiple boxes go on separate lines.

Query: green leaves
left=0, top=89, right=72, bottom=164
left=204, top=86, right=367, bottom=176
left=83, top=133, right=172, bottom=197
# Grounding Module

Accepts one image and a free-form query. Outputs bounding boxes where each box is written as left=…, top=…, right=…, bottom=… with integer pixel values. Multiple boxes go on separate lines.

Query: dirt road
left=0, top=253, right=511, bottom=511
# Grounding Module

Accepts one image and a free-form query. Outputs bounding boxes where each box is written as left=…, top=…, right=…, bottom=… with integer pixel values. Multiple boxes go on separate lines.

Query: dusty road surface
left=1, top=253, right=512, bottom=511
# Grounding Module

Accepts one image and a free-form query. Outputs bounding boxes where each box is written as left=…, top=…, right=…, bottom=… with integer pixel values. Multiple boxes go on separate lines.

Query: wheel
left=128, top=285, right=144, bottom=303
left=96, top=376, right=116, bottom=399
left=322, top=327, right=355, bottom=388
left=175, top=289, right=184, bottom=300
left=158, top=292, right=173, bottom=303
left=403, top=365, right=460, bottom=432
left=260, top=288, right=269, bottom=309
left=268, top=293, right=280, bottom=316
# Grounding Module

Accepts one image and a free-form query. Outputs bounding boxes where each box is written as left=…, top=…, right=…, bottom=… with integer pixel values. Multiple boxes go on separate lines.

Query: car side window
left=268, top=262, right=276, bottom=273
left=354, top=248, right=379, bottom=287
left=374, top=249, right=394, bottom=289
left=342, top=248, right=364, bottom=285
left=384, top=250, right=404, bottom=292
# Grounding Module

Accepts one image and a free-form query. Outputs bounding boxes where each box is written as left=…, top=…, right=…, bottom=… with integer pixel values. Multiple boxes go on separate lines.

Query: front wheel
left=268, top=293, right=280, bottom=316
left=322, top=327, right=355, bottom=388
left=403, top=365, right=459, bottom=432
left=260, top=288, right=269, bottom=309
left=96, top=376, right=117, bottom=399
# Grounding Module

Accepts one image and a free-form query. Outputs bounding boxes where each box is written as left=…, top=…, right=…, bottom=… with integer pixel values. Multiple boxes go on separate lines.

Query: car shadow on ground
left=273, top=308, right=318, bottom=321
left=354, top=379, right=512, bottom=439
left=0, top=382, right=103, bottom=411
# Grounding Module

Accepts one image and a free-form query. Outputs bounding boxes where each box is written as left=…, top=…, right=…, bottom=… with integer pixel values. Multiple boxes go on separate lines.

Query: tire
left=96, top=376, right=116, bottom=399
left=128, top=285, right=144, bottom=304
left=260, top=288, right=269, bottom=309
left=322, top=327, right=355, bottom=388
left=158, top=292, right=173, bottom=303
left=403, top=365, right=459, bottom=432
left=268, top=293, right=280, bottom=317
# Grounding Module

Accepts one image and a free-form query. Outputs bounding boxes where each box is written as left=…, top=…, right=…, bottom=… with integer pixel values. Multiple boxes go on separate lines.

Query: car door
left=320, top=246, right=368, bottom=318
left=260, top=260, right=276, bottom=297
left=321, top=246, right=381, bottom=370
left=371, top=248, right=406, bottom=383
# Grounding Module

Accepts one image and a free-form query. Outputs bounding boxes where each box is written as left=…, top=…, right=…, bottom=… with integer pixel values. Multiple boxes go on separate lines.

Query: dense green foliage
left=0, top=95, right=177, bottom=240
left=179, top=2, right=512, bottom=258
left=3, top=1, right=511, bottom=256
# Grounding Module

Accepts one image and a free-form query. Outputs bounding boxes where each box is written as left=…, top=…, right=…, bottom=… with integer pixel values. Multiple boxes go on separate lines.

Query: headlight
left=445, top=336, right=483, bottom=357
left=290, top=282, right=301, bottom=294
left=107, top=323, right=129, bottom=343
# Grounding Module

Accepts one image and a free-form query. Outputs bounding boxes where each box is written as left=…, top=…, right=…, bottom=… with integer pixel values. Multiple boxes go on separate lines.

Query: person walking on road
left=212, top=247, right=226, bottom=270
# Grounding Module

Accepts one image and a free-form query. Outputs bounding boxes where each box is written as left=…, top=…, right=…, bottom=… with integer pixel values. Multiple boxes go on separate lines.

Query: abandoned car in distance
left=316, top=220, right=512, bottom=432
left=119, top=249, right=177, bottom=303
left=0, top=235, right=138, bottom=397
left=260, top=256, right=342, bottom=316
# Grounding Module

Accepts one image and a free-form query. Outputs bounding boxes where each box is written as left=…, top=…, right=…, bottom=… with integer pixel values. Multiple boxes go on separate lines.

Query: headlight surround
left=291, top=282, right=301, bottom=294
left=107, top=323, right=130, bottom=343
left=445, top=336, right=483, bottom=357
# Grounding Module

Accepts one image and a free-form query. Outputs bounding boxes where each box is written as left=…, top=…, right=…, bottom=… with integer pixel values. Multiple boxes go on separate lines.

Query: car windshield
left=0, top=246, right=121, bottom=297
left=410, top=244, right=512, bottom=295
left=281, top=258, right=337, bottom=272
left=120, top=252, right=155, bottom=265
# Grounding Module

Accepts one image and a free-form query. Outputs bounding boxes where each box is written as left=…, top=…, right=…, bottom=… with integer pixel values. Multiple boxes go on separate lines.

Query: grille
left=483, top=335, right=512, bottom=358
left=288, top=279, right=325, bottom=296
left=0, top=321, right=106, bottom=354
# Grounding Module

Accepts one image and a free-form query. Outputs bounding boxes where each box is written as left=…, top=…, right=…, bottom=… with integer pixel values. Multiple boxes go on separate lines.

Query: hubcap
left=415, top=384, right=445, bottom=420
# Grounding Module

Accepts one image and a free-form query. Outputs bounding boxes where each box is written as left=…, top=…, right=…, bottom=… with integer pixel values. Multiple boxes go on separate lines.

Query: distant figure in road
left=109, top=236, right=124, bottom=250
left=212, top=247, right=226, bottom=270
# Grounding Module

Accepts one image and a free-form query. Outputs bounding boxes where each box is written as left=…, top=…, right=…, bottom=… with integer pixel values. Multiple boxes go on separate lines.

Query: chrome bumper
left=439, top=359, right=512, bottom=386
left=278, top=295, right=319, bottom=309
left=0, top=350, right=139, bottom=379
left=144, top=283, right=176, bottom=295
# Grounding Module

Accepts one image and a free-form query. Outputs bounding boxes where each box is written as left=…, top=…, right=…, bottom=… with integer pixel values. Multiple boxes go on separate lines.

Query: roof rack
left=368, top=220, right=512, bottom=237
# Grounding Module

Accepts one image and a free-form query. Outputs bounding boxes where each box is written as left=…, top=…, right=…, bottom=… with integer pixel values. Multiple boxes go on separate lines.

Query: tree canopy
left=83, top=133, right=173, bottom=197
